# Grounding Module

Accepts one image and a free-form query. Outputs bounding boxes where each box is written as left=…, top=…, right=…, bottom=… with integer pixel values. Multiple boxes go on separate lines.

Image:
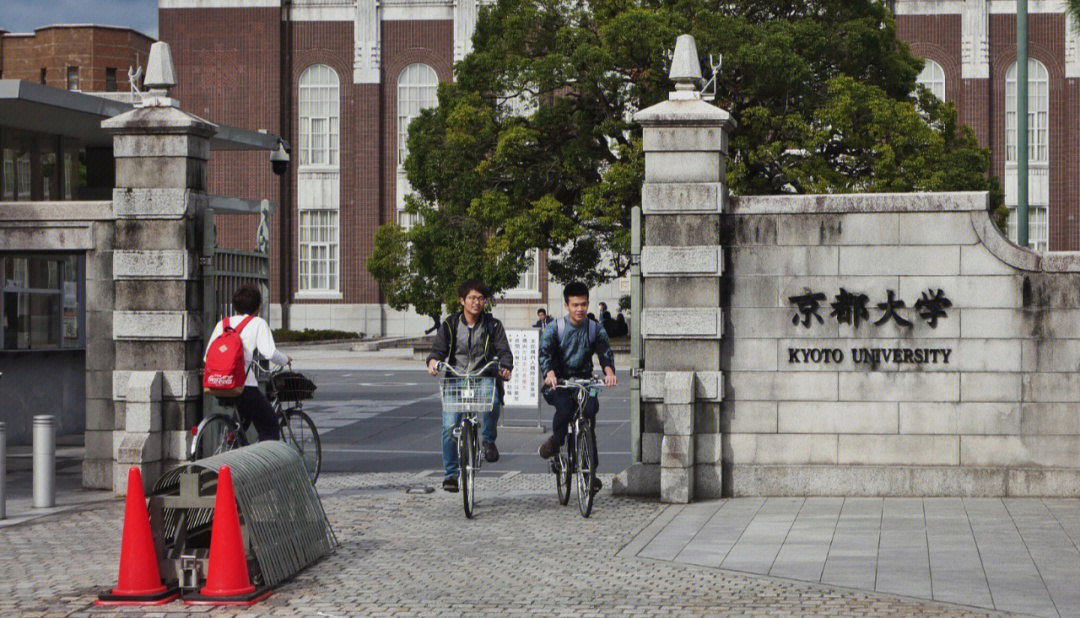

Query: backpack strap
left=235, top=315, right=255, bottom=334
left=587, top=318, right=597, bottom=349
left=221, top=316, right=231, bottom=331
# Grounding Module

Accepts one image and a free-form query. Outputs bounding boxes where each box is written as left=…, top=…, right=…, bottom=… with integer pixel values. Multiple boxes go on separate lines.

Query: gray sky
left=0, top=0, right=158, bottom=38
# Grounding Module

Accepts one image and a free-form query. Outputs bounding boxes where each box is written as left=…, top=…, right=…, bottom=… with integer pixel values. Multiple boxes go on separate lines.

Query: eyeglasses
left=464, top=295, right=486, bottom=303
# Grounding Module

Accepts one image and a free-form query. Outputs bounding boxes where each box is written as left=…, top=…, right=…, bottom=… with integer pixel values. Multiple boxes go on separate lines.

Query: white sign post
left=501, top=329, right=544, bottom=431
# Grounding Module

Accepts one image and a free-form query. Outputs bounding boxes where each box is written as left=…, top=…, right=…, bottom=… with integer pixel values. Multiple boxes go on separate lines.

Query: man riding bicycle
left=537, top=282, right=617, bottom=491
left=203, top=284, right=290, bottom=441
left=426, top=279, right=513, bottom=493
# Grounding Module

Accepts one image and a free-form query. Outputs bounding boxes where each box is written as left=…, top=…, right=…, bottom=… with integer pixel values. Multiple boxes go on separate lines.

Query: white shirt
left=204, top=314, right=289, bottom=387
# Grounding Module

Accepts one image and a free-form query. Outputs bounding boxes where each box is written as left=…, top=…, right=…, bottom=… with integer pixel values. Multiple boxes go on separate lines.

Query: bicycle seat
left=214, top=396, right=240, bottom=408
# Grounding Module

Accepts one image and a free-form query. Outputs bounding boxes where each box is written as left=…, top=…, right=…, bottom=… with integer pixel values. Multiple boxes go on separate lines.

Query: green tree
left=368, top=0, right=1002, bottom=320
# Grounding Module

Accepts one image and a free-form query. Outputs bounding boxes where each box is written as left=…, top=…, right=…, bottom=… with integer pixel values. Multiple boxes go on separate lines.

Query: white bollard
left=33, top=415, right=55, bottom=508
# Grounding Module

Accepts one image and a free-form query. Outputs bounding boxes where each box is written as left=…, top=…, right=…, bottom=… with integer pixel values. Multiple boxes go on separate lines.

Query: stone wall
left=718, top=191, right=1080, bottom=497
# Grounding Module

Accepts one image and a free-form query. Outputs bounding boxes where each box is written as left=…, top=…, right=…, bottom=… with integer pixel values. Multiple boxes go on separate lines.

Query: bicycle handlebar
left=553, top=377, right=606, bottom=390
left=436, top=359, right=501, bottom=378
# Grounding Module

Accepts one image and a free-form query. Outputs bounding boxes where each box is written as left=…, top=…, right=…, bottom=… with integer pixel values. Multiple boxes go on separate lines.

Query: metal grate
left=151, top=441, right=336, bottom=588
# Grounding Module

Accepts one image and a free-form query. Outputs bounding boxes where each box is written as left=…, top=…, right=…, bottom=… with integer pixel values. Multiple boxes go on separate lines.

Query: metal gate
left=201, top=201, right=271, bottom=342
left=200, top=199, right=273, bottom=420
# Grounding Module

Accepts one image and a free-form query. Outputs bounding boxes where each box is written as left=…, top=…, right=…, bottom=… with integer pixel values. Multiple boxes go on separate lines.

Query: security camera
left=271, top=140, right=291, bottom=176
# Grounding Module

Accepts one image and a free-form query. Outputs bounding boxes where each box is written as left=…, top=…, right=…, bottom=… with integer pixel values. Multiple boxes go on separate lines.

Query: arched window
left=916, top=59, right=946, bottom=100
left=1005, top=59, right=1050, bottom=251
left=298, top=64, right=340, bottom=167
left=397, top=63, right=438, bottom=167
left=396, top=64, right=439, bottom=228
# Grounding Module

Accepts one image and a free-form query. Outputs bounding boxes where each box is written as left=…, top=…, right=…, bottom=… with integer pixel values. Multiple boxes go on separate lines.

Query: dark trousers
left=237, top=386, right=279, bottom=441
left=550, top=388, right=599, bottom=469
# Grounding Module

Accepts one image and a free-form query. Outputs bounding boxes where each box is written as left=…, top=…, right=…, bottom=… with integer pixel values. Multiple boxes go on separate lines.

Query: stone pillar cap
left=669, top=34, right=702, bottom=90
left=142, top=42, right=179, bottom=107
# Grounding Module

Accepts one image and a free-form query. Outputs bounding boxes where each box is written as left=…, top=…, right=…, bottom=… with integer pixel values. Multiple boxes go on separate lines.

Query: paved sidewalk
left=0, top=472, right=1008, bottom=618
left=627, top=496, right=1080, bottom=618
left=1, top=438, right=116, bottom=529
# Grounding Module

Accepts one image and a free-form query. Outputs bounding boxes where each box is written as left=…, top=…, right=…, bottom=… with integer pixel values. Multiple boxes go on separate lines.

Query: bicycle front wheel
left=575, top=422, right=596, bottom=518
left=191, top=415, right=243, bottom=460
left=555, top=446, right=571, bottom=506
left=459, top=424, right=476, bottom=518
left=282, top=409, right=322, bottom=484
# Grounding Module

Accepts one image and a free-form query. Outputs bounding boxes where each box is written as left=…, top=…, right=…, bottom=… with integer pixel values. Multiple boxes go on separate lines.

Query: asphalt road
left=301, top=369, right=633, bottom=477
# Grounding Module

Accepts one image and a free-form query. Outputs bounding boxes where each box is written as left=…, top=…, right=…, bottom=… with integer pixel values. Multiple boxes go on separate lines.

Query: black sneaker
left=538, top=436, right=557, bottom=459
left=590, top=476, right=603, bottom=495
left=482, top=441, right=500, bottom=463
left=442, top=477, right=459, bottom=493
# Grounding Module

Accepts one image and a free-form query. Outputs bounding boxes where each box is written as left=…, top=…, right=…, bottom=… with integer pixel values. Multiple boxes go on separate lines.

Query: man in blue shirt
left=536, top=282, right=617, bottom=491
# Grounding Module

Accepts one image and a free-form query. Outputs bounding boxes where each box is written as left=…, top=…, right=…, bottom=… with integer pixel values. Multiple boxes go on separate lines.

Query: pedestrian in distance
left=537, top=282, right=617, bottom=492
left=613, top=312, right=629, bottom=338
left=598, top=301, right=612, bottom=324
left=426, top=279, right=514, bottom=493
left=202, top=284, right=290, bottom=441
left=534, top=307, right=554, bottom=329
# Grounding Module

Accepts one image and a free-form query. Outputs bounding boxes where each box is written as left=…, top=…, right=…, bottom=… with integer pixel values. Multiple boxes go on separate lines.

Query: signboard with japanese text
left=786, top=286, right=954, bottom=367
left=503, top=329, right=539, bottom=407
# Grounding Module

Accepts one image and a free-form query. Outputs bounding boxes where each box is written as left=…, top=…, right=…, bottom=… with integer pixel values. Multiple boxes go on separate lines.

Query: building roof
left=0, top=79, right=280, bottom=151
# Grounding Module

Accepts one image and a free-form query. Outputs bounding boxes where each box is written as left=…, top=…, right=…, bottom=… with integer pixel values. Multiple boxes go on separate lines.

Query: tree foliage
left=367, top=0, right=1002, bottom=320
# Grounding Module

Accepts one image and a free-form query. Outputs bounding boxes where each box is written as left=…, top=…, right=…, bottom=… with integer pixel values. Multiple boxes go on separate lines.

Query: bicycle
left=437, top=360, right=499, bottom=519
left=190, top=364, right=322, bottom=484
left=548, top=377, right=604, bottom=518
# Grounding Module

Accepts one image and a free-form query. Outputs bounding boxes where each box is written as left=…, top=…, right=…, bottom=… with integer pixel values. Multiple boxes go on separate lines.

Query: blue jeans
left=441, top=396, right=501, bottom=479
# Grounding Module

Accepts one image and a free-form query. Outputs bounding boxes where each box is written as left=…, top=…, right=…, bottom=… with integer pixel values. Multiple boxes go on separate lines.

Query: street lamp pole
left=1017, top=0, right=1029, bottom=248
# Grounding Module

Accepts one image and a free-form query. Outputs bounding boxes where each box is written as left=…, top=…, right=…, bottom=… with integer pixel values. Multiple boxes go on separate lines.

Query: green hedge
left=273, top=328, right=365, bottom=343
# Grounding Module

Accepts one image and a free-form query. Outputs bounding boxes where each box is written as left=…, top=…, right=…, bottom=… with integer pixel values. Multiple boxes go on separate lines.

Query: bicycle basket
left=439, top=376, right=497, bottom=414
left=272, top=371, right=317, bottom=402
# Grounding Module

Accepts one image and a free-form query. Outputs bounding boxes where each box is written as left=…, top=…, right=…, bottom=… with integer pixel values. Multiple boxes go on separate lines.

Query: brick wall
left=161, top=7, right=283, bottom=298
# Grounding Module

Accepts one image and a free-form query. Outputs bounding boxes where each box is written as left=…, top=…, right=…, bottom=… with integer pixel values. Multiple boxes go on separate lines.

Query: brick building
left=0, top=25, right=152, bottom=94
left=894, top=0, right=1079, bottom=252
left=0, top=25, right=153, bottom=204
left=159, top=0, right=564, bottom=337
left=160, top=1, right=1069, bottom=336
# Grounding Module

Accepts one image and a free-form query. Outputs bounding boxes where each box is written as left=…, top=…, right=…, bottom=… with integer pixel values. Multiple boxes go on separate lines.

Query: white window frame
left=298, top=64, right=340, bottom=169
left=1004, top=59, right=1050, bottom=252
left=2, top=149, right=14, bottom=200
left=916, top=59, right=946, bottom=100
left=297, top=209, right=340, bottom=296
left=502, top=249, right=541, bottom=298
left=396, top=63, right=439, bottom=229
left=397, top=63, right=439, bottom=167
left=16, top=153, right=31, bottom=201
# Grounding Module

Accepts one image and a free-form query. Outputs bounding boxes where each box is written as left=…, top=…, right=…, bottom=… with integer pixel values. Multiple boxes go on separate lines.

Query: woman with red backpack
left=202, top=284, right=290, bottom=441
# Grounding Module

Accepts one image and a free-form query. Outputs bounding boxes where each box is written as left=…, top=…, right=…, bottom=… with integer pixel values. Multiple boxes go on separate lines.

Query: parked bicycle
left=190, top=364, right=322, bottom=484
left=438, top=360, right=499, bottom=518
left=548, top=377, right=605, bottom=518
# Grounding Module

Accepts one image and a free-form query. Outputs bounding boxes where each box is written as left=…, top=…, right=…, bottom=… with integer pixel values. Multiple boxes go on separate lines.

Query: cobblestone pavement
left=0, top=473, right=1007, bottom=617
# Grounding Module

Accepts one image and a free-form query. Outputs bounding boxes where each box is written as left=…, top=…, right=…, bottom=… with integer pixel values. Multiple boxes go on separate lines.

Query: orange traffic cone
left=97, top=467, right=179, bottom=606
left=184, top=465, right=271, bottom=605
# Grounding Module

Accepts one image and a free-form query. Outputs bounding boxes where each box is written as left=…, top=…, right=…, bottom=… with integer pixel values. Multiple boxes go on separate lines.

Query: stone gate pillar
left=615, top=35, right=734, bottom=502
left=102, top=42, right=212, bottom=493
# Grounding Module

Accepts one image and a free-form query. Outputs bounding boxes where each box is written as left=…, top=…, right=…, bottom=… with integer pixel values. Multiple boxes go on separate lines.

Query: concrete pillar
left=114, top=371, right=162, bottom=495
left=613, top=34, right=734, bottom=501
left=101, top=42, right=214, bottom=493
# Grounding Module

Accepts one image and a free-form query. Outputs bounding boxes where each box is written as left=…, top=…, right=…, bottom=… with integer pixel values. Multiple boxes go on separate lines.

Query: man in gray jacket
left=426, top=279, right=513, bottom=492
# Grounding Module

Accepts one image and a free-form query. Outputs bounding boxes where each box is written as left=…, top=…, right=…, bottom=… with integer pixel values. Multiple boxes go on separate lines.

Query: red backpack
left=203, top=316, right=254, bottom=397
